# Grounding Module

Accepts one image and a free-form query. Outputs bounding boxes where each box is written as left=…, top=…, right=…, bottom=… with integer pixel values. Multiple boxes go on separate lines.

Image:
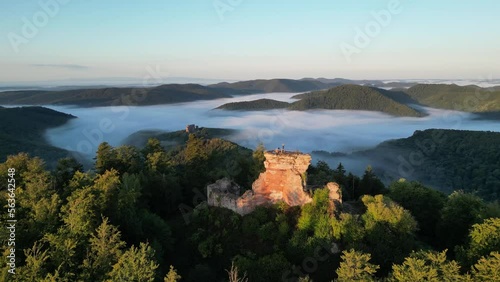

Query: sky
left=0, top=0, right=499, bottom=84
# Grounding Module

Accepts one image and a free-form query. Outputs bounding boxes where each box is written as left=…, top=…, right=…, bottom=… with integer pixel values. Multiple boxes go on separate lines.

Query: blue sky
left=0, top=0, right=499, bottom=83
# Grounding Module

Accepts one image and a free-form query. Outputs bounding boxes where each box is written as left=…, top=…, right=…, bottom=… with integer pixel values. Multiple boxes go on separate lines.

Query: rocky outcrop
left=207, top=151, right=343, bottom=215
left=326, top=182, right=342, bottom=212
left=251, top=152, right=312, bottom=206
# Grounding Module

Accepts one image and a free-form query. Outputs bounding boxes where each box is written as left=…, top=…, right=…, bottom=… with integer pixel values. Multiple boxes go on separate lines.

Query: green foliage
left=471, top=252, right=500, bottom=281
left=387, top=180, right=446, bottom=241
left=297, top=188, right=333, bottom=239
left=390, top=250, right=470, bottom=282
left=336, top=249, right=379, bottom=282
left=405, top=83, right=500, bottom=112
left=81, top=217, right=126, bottom=281
left=307, top=161, right=335, bottom=187
left=95, top=143, right=143, bottom=174
left=53, top=157, right=83, bottom=199
left=359, top=195, right=419, bottom=274
left=358, top=166, right=386, bottom=197
left=331, top=213, right=365, bottom=244
left=456, top=218, right=500, bottom=268
left=436, top=191, right=486, bottom=251
left=363, top=129, right=500, bottom=200
left=107, top=242, right=159, bottom=282
left=361, top=195, right=417, bottom=234
left=235, top=253, right=291, bottom=282
left=164, top=265, right=182, bottom=282
left=61, top=187, right=102, bottom=237
left=14, top=242, right=50, bottom=282
left=3, top=124, right=500, bottom=282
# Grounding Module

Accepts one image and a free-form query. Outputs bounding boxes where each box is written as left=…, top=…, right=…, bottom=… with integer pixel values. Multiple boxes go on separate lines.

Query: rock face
left=326, top=182, right=342, bottom=212
left=252, top=152, right=312, bottom=206
left=207, top=151, right=342, bottom=215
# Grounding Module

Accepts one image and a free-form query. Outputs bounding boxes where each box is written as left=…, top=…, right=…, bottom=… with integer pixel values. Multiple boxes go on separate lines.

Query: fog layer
left=44, top=92, right=500, bottom=173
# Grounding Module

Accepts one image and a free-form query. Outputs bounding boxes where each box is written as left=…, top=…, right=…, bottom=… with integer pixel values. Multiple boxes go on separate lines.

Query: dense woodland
left=216, top=85, right=424, bottom=117
left=356, top=129, right=500, bottom=201
left=1, top=132, right=499, bottom=281
left=216, top=99, right=290, bottom=111
left=0, top=107, right=76, bottom=165
left=404, top=84, right=500, bottom=113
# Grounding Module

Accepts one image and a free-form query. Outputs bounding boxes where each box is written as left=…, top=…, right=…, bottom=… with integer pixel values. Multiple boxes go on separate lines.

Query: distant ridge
left=216, top=85, right=424, bottom=117
left=209, top=78, right=333, bottom=94
left=0, top=79, right=498, bottom=115
left=405, top=84, right=500, bottom=112
left=216, top=99, right=289, bottom=110
left=0, top=84, right=231, bottom=106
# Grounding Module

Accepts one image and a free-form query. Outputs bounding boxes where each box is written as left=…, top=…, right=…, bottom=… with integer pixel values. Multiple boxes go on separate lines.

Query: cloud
left=30, top=64, right=89, bottom=70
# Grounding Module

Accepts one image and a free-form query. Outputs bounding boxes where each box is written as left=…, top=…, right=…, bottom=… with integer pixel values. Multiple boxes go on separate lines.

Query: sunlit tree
left=336, top=249, right=379, bottom=281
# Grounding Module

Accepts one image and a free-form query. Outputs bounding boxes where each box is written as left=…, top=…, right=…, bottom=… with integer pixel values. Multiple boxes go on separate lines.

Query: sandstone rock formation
left=207, top=151, right=342, bottom=215
left=252, top=152, right=312, bottom=206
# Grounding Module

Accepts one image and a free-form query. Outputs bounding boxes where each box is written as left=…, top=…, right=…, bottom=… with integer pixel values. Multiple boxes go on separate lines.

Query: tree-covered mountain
left=209, top=78, right=333, bottom=94
left=405, top=84, right=500, bottom=112
left=0, top=84, right=232, bottom=107
left=215, top=98, right=290, bottom=110
left=2, top=80, right=499, bottom=114
left=289, top=85, right=424, bottom=117
left=123, top=127, right=238, bottom=148
left=353, top=129, right=500, bottom=201
left=216, top=85, right=425, bottom=117
left=0, top=106, right=76, bottom=165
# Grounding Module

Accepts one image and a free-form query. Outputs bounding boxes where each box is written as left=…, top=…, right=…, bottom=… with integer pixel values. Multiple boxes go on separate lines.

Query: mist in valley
left=43, top=92, right=500, bottom=177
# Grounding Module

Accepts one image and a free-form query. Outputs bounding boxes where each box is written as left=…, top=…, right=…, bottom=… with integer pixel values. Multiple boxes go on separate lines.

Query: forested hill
left=0, top=84, right=232, bottom=106
left=0, top=79, right=335, bottom=106
left=355, top=129, right=500, bottom=201
left=289, top=85, right=424, bottom=116
left=215, top=98, right=290, bottom=110
left=209, top=78, right=334, bottom=94
left=405, top=84, right=500, bottom=112
left=216, top=85, right=425, bottom=117
left=0, top=106, right=76, bottom=164
left=2, top=80, right=499, bottom=113
left=123, top=127, right=238, bottom=148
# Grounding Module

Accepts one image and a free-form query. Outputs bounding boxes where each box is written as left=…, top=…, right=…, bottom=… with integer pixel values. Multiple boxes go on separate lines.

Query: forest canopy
left=0, top=133, right=499, bottom=281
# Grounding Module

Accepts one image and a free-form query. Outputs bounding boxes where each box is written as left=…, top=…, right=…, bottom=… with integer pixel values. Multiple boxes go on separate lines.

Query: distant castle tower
left=185, top=124, right=198, bottom=133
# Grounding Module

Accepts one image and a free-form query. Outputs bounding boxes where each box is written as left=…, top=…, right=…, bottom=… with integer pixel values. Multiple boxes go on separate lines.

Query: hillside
left=215, top=98, right=289, bottom=110
left=289, top=85, right=424, bottom=117
left=123, top=127, right=237, bottom=148
left=405, top=84, right=500, bottom=112
left=209, top=78, right=331, bottom=94
left=214, top=85, right=424, bottom=117
left=354, top=129, right=500, bottom=200
left=0, top=106, right=76, bottom=165
left=0, top=84, right=231, bottom=106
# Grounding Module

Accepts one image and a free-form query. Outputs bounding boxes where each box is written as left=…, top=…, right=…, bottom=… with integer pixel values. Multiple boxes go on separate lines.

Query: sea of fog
left=41, top=92, right=500, bottom=174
